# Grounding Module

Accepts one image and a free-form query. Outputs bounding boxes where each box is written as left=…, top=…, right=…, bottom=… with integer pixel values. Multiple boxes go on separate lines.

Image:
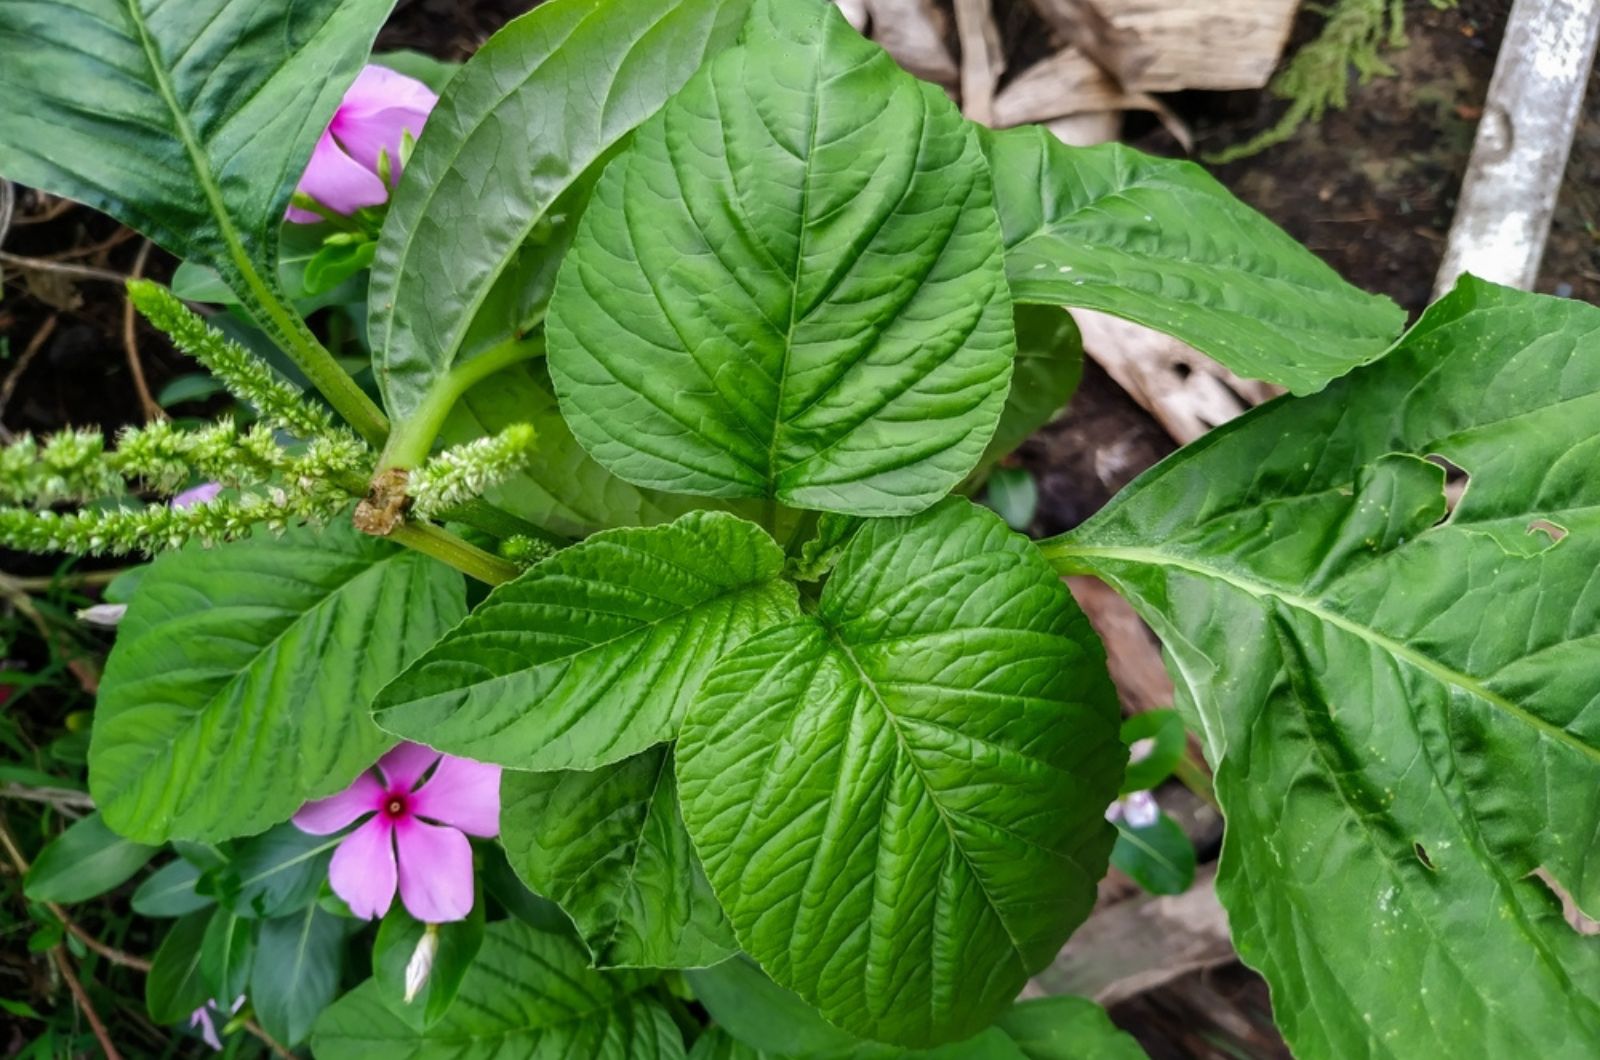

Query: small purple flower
left=1105, top=789, right=1160, bottom=829
left=288, top=65, right=438, bottom=223
left=189, top=997, right=244, bottom=1051
left=171, top=482, right=223, bottom=509
left=293, top=743, right=499, bottom=923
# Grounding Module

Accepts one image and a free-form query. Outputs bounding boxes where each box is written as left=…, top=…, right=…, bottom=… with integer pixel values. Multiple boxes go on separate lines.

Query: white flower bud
left=404, top=925, right=440, bottom=1004
left=77, top=603, right=128, bottom=628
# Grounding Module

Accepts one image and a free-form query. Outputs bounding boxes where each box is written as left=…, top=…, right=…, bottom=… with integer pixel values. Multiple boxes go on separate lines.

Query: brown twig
left=52, top=948, right=124, bottom=1060
left=0, top=313, right=59, bottom=438
left=11, top=195, right=76, bottom=227
left=0, top=784, right=95, bottom=816
left=40, top=226, right=138, bottom=263
left=0, top=814, right=125, bottom=1060
left=122, top=240, right=163, bottom=422
left=4, top=568, right=125, bottom=592
left=0, top=180, right=14, bottom=250
left=0, top=572, right=101, bottom=694
left=244, top=1019, right=296, bottom=1059
left=0, top=251, right=127, bottom=285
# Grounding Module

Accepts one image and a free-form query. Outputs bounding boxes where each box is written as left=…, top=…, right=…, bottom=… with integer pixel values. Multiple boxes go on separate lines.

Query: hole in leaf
left=1413, top=842, right=1435, bottom=871
left=1172, top=361, right=1192, bottom=380
left=1526, top=519, right=1568, bottom=547
left=1424, top=455, right=1470, bottom=525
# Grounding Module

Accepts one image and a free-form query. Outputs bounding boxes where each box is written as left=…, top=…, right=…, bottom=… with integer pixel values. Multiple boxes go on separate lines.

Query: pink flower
left=287, top=65, right=438, bottom=223
left=171, top=482, right=222, bottom=509
left=293, top=743, right=499, bottom=923
left=189, top=996, right=243, bottom=1050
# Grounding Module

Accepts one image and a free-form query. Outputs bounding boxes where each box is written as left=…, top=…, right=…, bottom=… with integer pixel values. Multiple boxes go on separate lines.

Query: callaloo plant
left=0, top=0, right=1595, bottom=1056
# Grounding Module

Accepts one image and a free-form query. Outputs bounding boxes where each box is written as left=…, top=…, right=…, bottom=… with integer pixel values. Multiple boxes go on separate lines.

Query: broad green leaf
left=977, top=306, right=1083, bottom=472
left=146, top=911, right=212, bottom=1024
left=253, top=905, right=345, bottom=1046
left=375, top=511, right=799, bottom=771
left=371, top=0, right=753, bottom=421
left=212, top=823, right=337, bottom=919
left=200, top=911, right=256, bottom=1001
left=994, top=997, right=1146, bottom=1060
left=678, top=499, right=1123, bottom=1046
left=0, top=0, right=392, bottom=359
left=689, top=959, right=1121, bottom=1059
left=1045, top=277, right=1600, bottom=1057
left=312, top=921, right=683, bottom=1058
left=689, top=1028, right=770, bottom=1060
left=1110, top=813, right=1194, bottom=896
left=501, top=746, right=737, bottom=969
left=23, top=813, right=156, bottom=903
left=90, top=519, right=465, bottom=843
left=982, top=127, right=1404, bottom=395
left=373, top=904, right=485, bottom=1029
left=1118, top=710, right=1185, bottom=794
left=131, top=858, right=214, bottom=918
left=444, top=365, right=702, bottom=538
left=547, top=5, right=1016, bottom=515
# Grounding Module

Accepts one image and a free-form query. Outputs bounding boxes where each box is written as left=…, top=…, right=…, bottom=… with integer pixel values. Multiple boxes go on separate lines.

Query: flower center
left=382, top=792, right=410, bottom=819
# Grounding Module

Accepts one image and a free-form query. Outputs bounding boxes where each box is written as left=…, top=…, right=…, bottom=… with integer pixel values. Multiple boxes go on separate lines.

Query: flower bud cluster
left=409, top=424, right=537, bottom=519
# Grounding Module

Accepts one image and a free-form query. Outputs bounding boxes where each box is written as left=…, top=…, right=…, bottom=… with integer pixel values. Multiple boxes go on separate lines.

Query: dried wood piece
left=1022, top=0, right=1154, bottom=86
left=1072, top=310, right=1282, bottom=446
left=864, top=0, right=959, bottom=89
left=992, top=47, right=1136, bottom=128
left=1068, top=575, right=1172, bottom=714
left=1097, top=0, right=1301, bottom=92
left=1435, top=0, right=1600, bottom=295
left=953, top=0, right=1005, bottom=125
left=1045, top=112, right=1122, bottom=147
left=832, top=0, right=869, bottom=32
left=1030, top=862, right=1235, bottom=1005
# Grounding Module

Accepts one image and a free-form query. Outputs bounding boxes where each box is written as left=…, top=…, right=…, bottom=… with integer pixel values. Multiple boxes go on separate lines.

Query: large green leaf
left=23, top=813, right=156, bottom=903
left=375, top=511, right=798, bottom=771
left=370, top=0, right=753, bottom=421
left=90, top=520, right=465, bottom=843
left=547, top=4, right=1015, bottom=515
left=253, top=905, right=345, bottom=1046
left=677, top=499, right=1123, bottom=1046
left=687, top=958, right=1139, bottom=1060
left=982, top=127, right=1404, bottom=395
left=501, top=746, right=737, bottom=969
left=146, top=911, right=213, bottom=1024
left=0, top=0, right=391, bottom=362
left=1044, top=277, right=1600, bottom=1057
left=444, top=365, right=702, bottom=538
left=312, top=921, right=683, bottom=1058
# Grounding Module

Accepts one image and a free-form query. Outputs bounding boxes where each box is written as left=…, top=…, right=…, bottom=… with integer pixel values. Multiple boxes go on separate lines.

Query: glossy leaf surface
left=90, top=522, right=465, bottom=843
left=371, top=0, right=753, bottom=419
left=501, top=746, right=737, bottom=969
left=1048, top=278, right=1600, bottom=1057
left=375, top=511, right=798, bottom=771
left=678, top=500, right=1122, bottom=1046
left=983, top=127, right=1404, bottom=394
left=548, top=4, right=1014, bottom=514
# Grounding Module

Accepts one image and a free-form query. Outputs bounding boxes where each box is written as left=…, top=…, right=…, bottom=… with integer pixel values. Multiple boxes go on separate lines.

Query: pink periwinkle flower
left=189, top=996, right=244, bottom=1051
left=293, top=743, right=499, bottom=923
left=171, top=481, right=223, bottom=509
left=287, top=65, right=438, bottom=223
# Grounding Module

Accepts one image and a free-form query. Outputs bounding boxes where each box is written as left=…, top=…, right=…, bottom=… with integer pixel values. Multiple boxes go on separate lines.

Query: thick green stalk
left=388, top=522, right=520, bottom=586
left=379, top=335, right=545, bottom=471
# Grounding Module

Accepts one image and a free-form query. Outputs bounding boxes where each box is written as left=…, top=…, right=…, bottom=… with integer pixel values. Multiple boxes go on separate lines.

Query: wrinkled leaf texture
left=1048, top=277, right=1600, bottom=1058
left=548, top=1, right=1015, bottom=515
left=678, top=500, right=1123, bottom=1046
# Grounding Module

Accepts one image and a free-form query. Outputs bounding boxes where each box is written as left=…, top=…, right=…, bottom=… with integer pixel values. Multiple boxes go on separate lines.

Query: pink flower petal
left=171, top=482, right=222, bottom=509
left=290, top=129, right=388, bottom=221
left=413, top=756, right=501, bottom=837
left=292, top=771, right=384, bottom=835
left=329, top=66, right=437, bottom=182
left=394, top=819, right=474, bottom=923
left=377, top=743, right=441, bottom=792
left=329, top=816, right=397, bottom=919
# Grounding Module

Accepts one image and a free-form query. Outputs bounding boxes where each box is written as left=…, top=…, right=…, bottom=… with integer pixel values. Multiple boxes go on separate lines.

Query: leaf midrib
left=823, top=626, right=1032, bottom=976
left=1060, top=543, right=1600, bottom=766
